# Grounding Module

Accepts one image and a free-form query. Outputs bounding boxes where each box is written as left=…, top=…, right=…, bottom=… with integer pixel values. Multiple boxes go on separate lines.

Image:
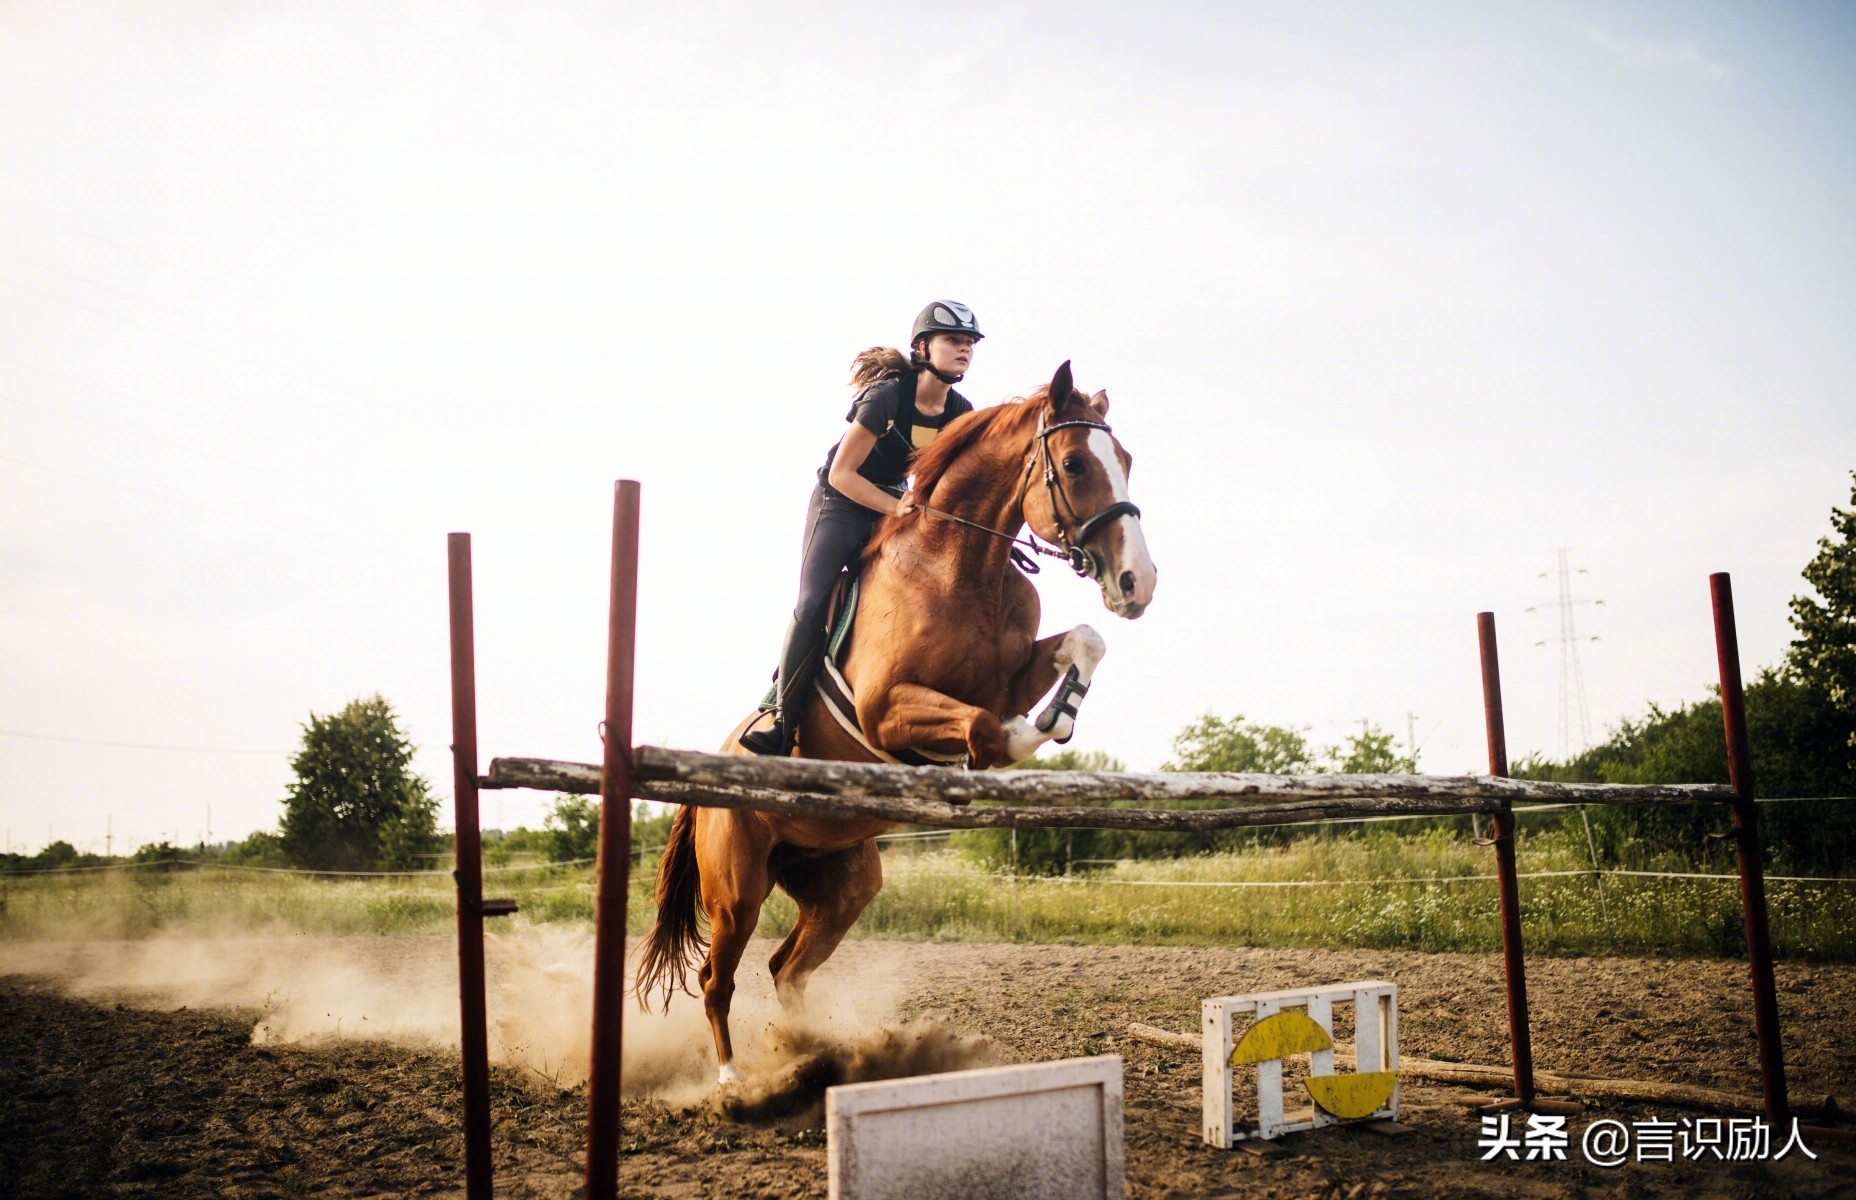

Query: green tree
left=279, top=695, right=441, bottom=871
left=544, top=795, right=601, bottom=863
left=1164, top=713, right=1319, bottom=773
left=540, top=797, right=670, bottom=866
left=224, top=830, right=286, bottom=868
left=1788, top=471, right=1856, bottom=759
left=34, top=840, right=79, bottom=869
left=1512, top=671, right=1853, bottom=874
left=132, top=841, right=181, bottom=869
left=1330, top=722, right=1418, bottom=774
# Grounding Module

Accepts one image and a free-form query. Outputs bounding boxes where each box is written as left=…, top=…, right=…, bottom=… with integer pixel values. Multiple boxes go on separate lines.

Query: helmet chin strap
left=912, top=344, right=964, bottom=384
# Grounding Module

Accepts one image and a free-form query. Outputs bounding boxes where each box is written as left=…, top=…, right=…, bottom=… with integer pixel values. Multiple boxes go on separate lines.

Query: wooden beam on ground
left=1123, top=1023, right=1823, bottom=1116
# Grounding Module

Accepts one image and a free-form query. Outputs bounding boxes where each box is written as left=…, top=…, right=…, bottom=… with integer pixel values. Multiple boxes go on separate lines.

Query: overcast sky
left=3, top=2, right=1852, bottom=855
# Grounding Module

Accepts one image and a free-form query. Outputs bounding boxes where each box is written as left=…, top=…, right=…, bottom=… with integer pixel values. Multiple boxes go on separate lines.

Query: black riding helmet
left=911, top=300, right=983, bottom=383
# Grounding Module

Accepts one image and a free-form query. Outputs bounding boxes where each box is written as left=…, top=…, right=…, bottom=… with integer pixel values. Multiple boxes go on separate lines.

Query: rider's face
left=924, top=333, right=976, bottom=376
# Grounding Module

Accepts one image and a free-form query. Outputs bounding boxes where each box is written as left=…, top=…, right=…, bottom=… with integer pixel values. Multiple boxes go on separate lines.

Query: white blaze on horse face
left=1084, top=429, right=1157, bottom=616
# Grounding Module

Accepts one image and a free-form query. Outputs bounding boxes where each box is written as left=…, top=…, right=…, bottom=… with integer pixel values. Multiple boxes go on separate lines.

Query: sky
left=2, top=1, right=1852, bottom=855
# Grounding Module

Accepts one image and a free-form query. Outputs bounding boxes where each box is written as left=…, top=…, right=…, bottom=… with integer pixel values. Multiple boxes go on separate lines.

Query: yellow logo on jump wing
left=1229, top=1010, right=1400, bottom=1121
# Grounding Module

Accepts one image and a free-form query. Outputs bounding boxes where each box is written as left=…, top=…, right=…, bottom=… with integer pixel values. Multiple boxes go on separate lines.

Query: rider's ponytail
left=849, top=346, right=909, bottom=391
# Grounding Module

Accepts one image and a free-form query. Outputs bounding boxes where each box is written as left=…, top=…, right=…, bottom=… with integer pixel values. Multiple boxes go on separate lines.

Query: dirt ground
left=2, top=936, right=1854, bottom=1199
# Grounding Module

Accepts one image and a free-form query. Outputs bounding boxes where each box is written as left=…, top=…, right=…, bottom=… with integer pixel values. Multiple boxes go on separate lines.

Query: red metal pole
left=447, top=533, right=494, bottom=1200
left=1477, top=612, right=1535, bottom=1106
left=585, top=482, right=641, bottom=1200
left=1709, top=572, right=1788, bottom=1123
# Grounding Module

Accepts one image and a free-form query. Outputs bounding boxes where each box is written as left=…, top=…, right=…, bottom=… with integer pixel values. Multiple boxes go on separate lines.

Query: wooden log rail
left=484, top=747, right=1735, bottom=832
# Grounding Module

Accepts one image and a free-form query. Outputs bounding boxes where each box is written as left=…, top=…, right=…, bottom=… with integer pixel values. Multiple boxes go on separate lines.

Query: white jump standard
left=1203, top=981, right=1400, bottom=1146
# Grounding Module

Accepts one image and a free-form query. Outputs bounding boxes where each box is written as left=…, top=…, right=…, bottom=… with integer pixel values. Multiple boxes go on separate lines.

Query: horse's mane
left=861, top=385, right=1058, bottom=563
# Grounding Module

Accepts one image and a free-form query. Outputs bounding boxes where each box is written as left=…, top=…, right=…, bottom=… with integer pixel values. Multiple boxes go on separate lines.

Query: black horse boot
left=739, top=619, right=823, bottom=756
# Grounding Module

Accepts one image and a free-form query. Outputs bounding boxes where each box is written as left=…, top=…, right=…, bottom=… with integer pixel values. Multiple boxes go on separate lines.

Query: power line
left=0, top=390, right=277, bottom=476
left=0, top=727, right=286, bottom=755
left=0, top=451, right=307, bottom=533
left=0, top=354, right=270, bottom=438
left=0, top=195, right=241, bottom=291
left=0, top=245, right=246, bottom=344
left=0, top=200, right=416, bottom=417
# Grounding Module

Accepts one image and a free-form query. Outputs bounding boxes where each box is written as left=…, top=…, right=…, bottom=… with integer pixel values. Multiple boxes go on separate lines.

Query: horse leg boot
left=740, top=616, right=824, bottom=757
left=1001, top=625, right=1107, bottom=762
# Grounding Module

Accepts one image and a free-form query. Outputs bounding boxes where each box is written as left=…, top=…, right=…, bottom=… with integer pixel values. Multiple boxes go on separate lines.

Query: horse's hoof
left=718, top=1063, right=743, bottom=1086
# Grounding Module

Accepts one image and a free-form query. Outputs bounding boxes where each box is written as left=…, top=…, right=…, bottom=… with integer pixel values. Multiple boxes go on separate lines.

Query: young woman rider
left=739, top=300, right=984, bottom=756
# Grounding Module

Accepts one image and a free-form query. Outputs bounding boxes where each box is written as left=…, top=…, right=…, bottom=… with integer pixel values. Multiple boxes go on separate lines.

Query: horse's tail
left=635, top=804, right=706, bottom=1013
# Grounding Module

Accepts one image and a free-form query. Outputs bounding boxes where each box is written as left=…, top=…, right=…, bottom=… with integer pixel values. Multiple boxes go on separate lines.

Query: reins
left=913, top=412, right=1141, bottom=579
left=912, top=499, right=1061, bottom=574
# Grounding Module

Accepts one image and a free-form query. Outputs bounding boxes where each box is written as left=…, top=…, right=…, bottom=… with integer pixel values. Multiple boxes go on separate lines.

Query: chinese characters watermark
left=1477, top=1114, right=1817, bottom=1166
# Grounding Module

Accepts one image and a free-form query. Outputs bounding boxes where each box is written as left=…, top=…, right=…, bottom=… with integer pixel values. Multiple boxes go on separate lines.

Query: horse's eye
left=1062, top=456, right=1086, bottom=477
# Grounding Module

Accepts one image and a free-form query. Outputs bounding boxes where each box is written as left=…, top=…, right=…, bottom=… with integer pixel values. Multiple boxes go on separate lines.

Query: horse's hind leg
left=696, top=818, right=775, bottom=1085
left=767, top=839, right=882, bottom=1014
left=1002, top=624, right=1107, bottom=761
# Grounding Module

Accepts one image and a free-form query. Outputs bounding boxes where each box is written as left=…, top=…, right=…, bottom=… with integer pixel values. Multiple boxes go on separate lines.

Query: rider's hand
left=894, top=492, right=917, bottom=518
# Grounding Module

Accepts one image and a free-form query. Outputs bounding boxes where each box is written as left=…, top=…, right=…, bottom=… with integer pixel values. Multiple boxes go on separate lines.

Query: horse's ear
left=1089, top=388, right=1109, bottom=415
left=1049, top=361, right=1074, bottom=413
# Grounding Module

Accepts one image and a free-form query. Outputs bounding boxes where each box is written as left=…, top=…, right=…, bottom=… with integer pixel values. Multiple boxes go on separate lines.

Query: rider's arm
left=827, top=423, right=914, bottom=517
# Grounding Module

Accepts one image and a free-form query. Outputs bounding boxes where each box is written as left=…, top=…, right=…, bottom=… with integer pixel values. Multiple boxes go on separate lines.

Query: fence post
left=1477, top=612, right=1535, bottom=1106
left=447, top=533, right=494, bottom=1200
left=585, top=482, right=641, bottom=1200
left=1709, top=572, right=1788, bottom=1123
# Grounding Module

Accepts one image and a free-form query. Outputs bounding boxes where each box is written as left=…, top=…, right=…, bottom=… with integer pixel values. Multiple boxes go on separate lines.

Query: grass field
left=5, top=820, right=1852, bottom=960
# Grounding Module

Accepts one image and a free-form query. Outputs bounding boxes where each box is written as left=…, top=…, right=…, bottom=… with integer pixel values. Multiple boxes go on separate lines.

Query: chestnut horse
left=637, top=362, right=1157, bottom=1083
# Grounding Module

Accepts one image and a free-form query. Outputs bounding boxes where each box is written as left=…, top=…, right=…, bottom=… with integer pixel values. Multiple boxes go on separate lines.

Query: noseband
left=1026, top=414, right=1142, bottom=579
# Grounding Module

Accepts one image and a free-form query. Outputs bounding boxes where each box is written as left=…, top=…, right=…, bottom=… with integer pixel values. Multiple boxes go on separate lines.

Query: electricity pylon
left=1526, top=550, right=1602, bottom=760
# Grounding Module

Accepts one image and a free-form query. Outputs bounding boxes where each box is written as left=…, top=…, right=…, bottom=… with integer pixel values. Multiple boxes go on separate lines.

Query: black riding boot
left=739, top=618, right=824, bottom=756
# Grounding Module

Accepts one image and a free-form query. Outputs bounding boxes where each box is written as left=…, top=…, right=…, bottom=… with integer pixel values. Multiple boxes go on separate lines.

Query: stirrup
left=739, top=715, right=794, bottom=757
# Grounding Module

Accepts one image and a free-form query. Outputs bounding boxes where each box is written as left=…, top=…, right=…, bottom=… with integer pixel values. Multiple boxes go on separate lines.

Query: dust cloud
left=0, top=929, right=992, bottom=1108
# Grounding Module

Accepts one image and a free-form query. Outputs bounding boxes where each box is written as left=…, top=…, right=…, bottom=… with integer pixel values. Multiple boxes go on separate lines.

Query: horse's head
left=1023, top=361, right=1158, bottom=619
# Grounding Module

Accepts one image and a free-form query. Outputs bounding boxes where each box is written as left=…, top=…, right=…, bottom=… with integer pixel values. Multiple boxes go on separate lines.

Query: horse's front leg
left=1002, top=625, right=1107, bottom=761
left=866, top=682, right=1013, bottom=767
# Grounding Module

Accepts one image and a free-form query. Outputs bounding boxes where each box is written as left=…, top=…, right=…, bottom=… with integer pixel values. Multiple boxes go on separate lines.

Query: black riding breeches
left=795, top=484, right=881, bottom=629
left=769, top=484, right=884, bottom=714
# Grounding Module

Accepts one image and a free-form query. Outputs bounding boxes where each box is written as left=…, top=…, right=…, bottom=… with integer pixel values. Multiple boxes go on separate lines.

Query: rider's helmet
left=910, top=301, right=982, bottom=383
left=910, top=300, right=984, bottom=350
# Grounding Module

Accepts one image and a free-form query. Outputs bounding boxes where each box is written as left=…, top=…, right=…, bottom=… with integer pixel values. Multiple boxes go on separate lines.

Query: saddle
left=759, top=571, right=966, bottom=768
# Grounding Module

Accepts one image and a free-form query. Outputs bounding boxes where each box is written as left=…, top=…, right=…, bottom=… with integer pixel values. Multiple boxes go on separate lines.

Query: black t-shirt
left=818, top=369, right=973, bottom=494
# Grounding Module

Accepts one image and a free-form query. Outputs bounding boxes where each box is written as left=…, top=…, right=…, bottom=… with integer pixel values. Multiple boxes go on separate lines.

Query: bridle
left=916, top=411, right=1142, bottom=580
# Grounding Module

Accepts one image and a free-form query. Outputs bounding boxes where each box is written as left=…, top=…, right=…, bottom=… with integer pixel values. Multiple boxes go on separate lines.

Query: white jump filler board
left=1203, top=981, right=1399, bottom=1145
left=827, top=1056, right=1125, bottom=1200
